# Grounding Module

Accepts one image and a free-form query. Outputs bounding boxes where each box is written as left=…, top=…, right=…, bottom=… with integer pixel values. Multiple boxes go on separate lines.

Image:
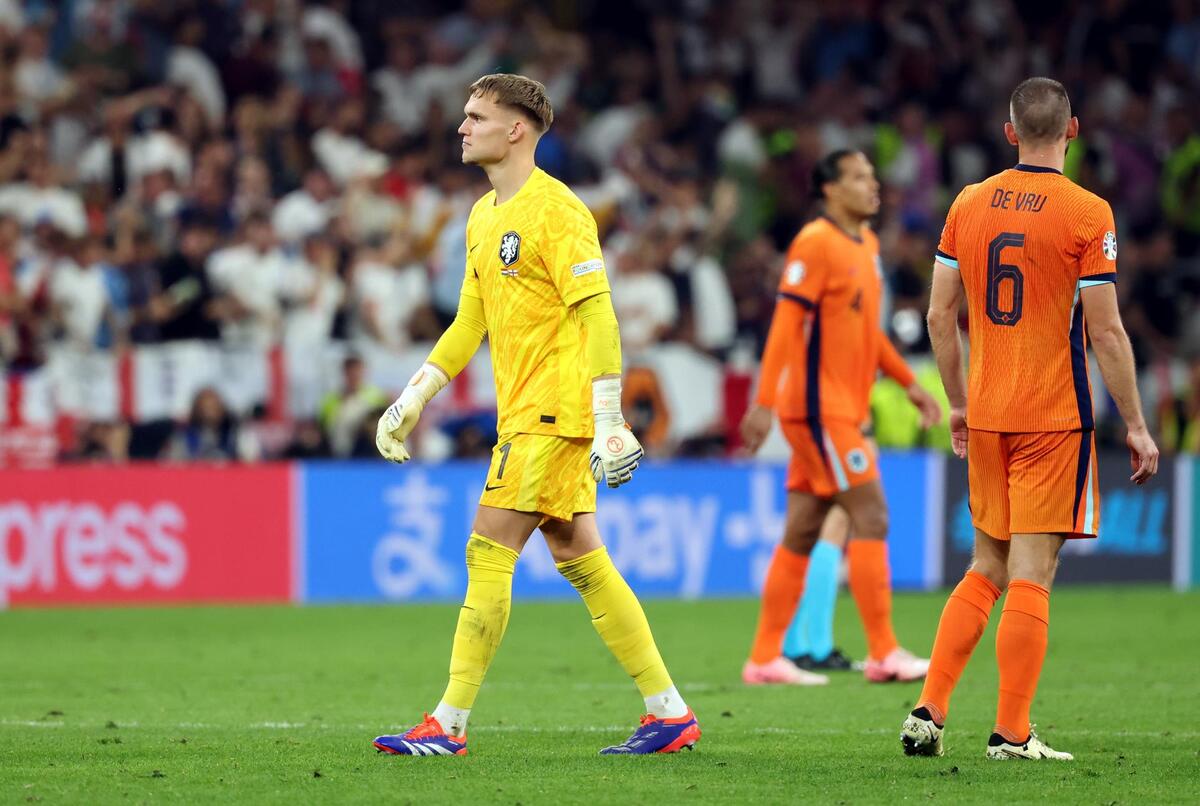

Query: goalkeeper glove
left=376, top=363, right=449, bottom=463
left=589, top=377, right=644, bottom=488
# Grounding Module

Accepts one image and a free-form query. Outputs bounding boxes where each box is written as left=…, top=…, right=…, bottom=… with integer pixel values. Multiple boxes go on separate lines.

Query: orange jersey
left=937, top=164, right=1118, bottom=432
left=757, top=217, right=914, bottom=426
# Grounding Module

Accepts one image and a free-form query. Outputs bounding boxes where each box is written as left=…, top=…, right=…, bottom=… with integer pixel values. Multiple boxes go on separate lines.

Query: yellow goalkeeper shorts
left=479, top=433, right=597, bottom=522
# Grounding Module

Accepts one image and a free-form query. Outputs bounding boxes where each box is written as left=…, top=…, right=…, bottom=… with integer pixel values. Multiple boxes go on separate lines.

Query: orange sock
left=748, top=545, right=809, bottom=664
left=994, top=580, right=1050, bottom=742
left=847, top=540, right=898, bottom=660
left=916, top=570, right=1002, bottom=724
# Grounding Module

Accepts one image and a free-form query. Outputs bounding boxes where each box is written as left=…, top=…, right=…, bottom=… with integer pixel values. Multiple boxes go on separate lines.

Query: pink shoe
left=864, top=647, right=929, bottom=682
left=742, top=657, right=829, bottom=686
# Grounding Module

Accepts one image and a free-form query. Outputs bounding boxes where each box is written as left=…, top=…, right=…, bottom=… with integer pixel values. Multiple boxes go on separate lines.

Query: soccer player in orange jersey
left=902, top=77, right=1159, bottom=761
left=740, top=150, right=943, bottom=686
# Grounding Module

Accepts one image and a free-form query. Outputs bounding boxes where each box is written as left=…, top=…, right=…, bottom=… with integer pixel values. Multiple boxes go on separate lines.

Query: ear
left=1003, top=121, right=1019, bottom=147
left=508, top=118, right=524, bottom=143
left=1065, top=116, right=1079, bottom=142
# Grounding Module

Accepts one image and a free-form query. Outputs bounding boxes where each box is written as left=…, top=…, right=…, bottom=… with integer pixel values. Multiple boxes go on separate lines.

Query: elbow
left=926, top=307, right=957, bottom=336
left=1088, top=322, right=1127, bottom=353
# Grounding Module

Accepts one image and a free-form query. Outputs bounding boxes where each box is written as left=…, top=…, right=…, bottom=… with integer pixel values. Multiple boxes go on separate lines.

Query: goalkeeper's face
left=459, top=93, right=518, bottom=166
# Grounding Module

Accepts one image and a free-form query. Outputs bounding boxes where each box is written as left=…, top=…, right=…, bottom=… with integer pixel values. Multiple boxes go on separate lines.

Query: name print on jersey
left=989, top=188, right=1048, bottom=212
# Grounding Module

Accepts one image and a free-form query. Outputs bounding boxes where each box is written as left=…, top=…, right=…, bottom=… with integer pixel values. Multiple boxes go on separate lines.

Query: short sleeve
left=777, top=233, right=828, bottom=309
left=935, top=191, right=963, bottom=269
left=1077, top=200, right=1118, bottom=287
left=540, top=202, right=610, bottom=307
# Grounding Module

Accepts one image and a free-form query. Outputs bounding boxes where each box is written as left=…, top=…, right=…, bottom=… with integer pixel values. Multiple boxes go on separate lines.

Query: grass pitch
left=1, top=587, right=1197, bottom=804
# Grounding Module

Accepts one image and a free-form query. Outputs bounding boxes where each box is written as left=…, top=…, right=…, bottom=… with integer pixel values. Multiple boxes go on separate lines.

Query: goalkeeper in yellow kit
left=371, top=74, right=700, bottom=757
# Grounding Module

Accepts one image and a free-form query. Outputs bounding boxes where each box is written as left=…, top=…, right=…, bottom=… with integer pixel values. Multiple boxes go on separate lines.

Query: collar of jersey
left=492, top=167, right=543, bottom=208
left=819, top=214, right=864, bottom=244
left=1013, top=163, right=1062, bottom=174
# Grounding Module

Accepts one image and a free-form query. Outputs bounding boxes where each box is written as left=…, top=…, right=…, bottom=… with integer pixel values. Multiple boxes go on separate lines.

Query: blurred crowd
left=0, top=0, right=1199, bottom=464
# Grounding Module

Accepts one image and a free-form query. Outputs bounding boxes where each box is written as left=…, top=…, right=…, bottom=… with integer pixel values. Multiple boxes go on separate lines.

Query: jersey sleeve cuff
left=778, top=291, right=815, bottom=309
left=1078, top=273, right=1117, bottom=288
left=934, top=250, right=958, bottom=269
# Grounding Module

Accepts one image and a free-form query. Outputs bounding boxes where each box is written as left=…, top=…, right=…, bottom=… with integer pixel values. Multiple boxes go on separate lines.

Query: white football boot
left=985, top=726, right=1073, bottom=761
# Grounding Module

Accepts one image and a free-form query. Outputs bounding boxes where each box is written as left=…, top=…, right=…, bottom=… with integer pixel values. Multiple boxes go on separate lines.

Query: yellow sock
left=441, top=533, right=519, bottom=710
left=557, top=546, right=673, bottom=697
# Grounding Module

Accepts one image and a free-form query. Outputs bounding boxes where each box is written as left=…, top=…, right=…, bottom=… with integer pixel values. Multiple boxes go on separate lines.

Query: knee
left=852, top=505, right=888, bottom=540
left=781, top=524, right=819, bottom=556
left=968, top=558, right=1008, bottom=591
left=1007, top=554, right=1058, bottom=589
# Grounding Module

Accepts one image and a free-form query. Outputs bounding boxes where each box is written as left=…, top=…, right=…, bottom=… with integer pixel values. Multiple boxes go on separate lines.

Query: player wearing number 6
left=903, top=77, right=1159, bottom=761
left=372, top=74, right=698, bottom=758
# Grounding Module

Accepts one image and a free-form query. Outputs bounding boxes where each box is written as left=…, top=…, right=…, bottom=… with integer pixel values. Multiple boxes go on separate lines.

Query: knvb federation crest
left=499, top=231, right=521, bottom=266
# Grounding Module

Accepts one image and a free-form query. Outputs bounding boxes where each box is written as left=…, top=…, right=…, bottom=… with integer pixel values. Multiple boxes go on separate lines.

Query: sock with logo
left=438, top=533, right=520, bottom=735
left=915, top=570, right=1002, bottom=725
left=557, top=546, right=683, bottom=716
left=994, top=580, right=1050, bottom=743
left=749, top=544, right=809, bottom=664
left=847, top=539, right=899, bottom=660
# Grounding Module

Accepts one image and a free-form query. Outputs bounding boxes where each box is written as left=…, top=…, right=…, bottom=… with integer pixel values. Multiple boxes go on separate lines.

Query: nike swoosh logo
left=484, top=483, right=505, bottom=491
left=469, top=243, right=479, bottom=253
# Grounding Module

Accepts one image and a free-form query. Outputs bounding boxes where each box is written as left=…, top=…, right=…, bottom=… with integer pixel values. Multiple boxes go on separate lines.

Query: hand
left=740, top=405, right=773, bottom=454
left=375, top=391, right=420, bottom=463
left=906, top=382, right=944, bottom=429
left=375, top=364, right=449, bottom=464
left=1126, top=427, right=1159, bottom=485
left=590, top=421, right=644, bottom=488
left=949, top=406, right=968, bottom=459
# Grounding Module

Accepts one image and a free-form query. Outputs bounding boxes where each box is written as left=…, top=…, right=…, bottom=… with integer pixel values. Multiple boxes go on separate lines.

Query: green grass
left=1, top=588, right=1198, bottom=804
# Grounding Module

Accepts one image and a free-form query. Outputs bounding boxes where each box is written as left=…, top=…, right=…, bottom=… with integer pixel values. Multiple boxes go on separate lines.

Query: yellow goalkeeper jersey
left=463, top=167, right=611, bottom=438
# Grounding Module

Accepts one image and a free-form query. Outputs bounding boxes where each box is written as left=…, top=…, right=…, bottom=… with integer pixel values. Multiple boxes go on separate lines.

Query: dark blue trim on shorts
left=1071, top=431, right=1090, bottom=528
left=806, top=305, right=827, bottom=468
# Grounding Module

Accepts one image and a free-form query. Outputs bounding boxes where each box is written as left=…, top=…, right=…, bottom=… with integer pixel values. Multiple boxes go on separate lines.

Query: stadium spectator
left=167, top=386, right=259, bottom=462
left=271, top=167, right=337, bottom=245
left=206, top=211, right=287, bottom=348
left=0, top=1, right=1192, bottom=463
left=152, top=217, right=222, bottom=342
left=610, top=230, right=679, bottom=357
left=350, top=234, right=437, bottom=353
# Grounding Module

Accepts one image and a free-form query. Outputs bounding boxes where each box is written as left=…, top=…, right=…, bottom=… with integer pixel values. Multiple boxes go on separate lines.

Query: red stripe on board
left=7, top=373, right=23, bottom=426
left=118, top=349, right=135, bottom=421
left=268, top=346, right=287, bottom=421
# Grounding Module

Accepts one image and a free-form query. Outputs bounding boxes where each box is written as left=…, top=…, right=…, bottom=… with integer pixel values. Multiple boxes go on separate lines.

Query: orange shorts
left=780, top=419, right=878, bottom=498
left=968, top=429, right=1100, bottom=540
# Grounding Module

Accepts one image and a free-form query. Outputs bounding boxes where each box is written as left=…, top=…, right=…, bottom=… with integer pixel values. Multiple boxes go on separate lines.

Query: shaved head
left=1010, top=77, right=1072, bottom=145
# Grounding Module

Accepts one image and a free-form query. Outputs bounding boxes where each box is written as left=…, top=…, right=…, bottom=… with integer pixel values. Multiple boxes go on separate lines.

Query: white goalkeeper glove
left=589, top=377, right=644, bottom=489
left=376, top=363, right=449, bottom=464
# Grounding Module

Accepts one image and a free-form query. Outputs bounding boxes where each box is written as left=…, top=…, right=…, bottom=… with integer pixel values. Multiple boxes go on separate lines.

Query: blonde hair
left=468, top=73, right=554, bottom=133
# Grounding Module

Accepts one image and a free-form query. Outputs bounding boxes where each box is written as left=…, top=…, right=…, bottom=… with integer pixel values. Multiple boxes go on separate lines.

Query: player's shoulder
left=535, top=169, right=592, bottom=217
left=788, top=216, right=835, bottom=253
left=948, top=179, right=990, bottom=212
left=1058, top=177, right=1112, bottom=219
